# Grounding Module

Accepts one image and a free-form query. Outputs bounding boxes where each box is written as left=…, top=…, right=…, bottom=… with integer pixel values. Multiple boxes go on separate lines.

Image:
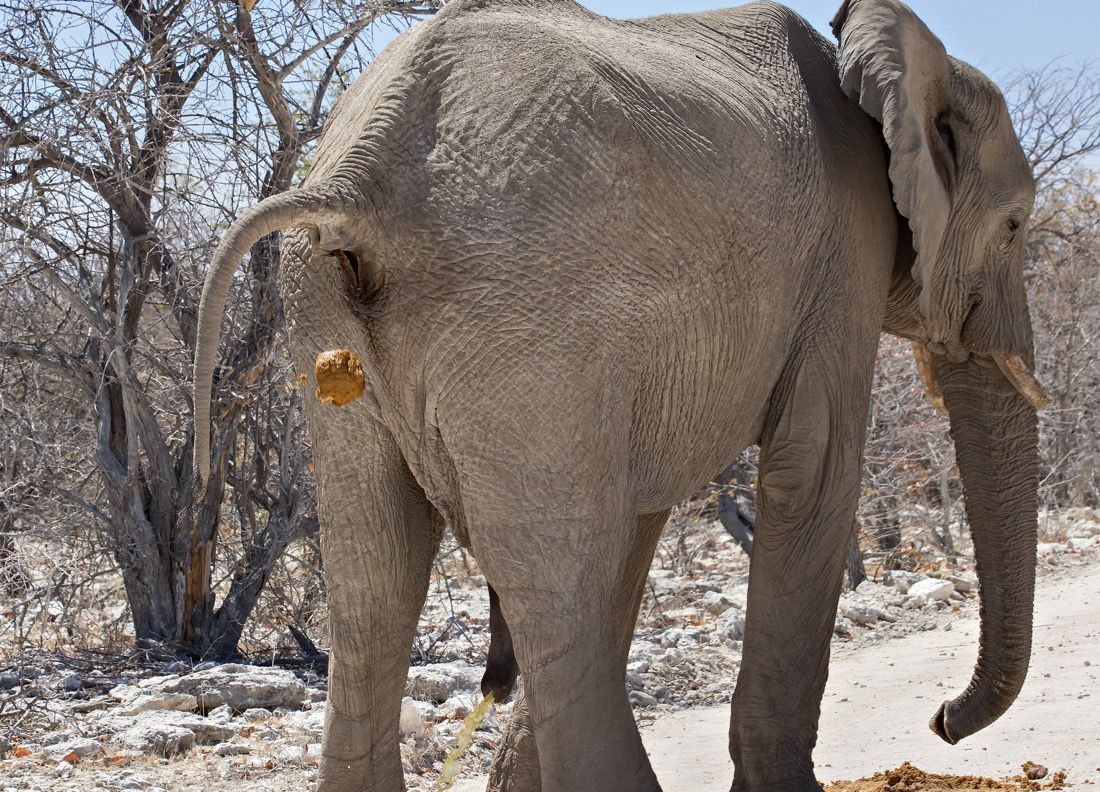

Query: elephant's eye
left=1001, top=217, right=1022, bottom=249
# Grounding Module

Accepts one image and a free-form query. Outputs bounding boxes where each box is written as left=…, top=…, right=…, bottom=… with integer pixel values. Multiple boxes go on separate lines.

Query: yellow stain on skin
left=314, top=349, right=366, bottom=406
left=435, top=693, right=495, bottom=792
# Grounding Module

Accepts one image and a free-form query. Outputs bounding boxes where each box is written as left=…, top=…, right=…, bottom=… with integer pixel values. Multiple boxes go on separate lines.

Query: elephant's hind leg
left=451, top=399, right=660, bottom=790
left=727, top=340, right=878, bottom=791
left=313, top=419, right=441, bottom=792
left=486, top=510, right=670, bottom=792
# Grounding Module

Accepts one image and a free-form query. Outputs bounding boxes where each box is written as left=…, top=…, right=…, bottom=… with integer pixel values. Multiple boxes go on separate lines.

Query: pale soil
left=548, top=562, right=1100, bottom=792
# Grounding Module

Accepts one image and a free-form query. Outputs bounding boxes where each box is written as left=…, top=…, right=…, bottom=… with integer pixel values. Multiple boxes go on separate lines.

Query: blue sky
left=368, top=1, right=1098, bottom=81
left=585, top=1, right=1099, bottom=78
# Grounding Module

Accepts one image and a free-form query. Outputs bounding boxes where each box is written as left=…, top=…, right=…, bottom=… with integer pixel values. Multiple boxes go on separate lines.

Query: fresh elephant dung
left=314, top=349, right=365, bottom=406
left=825, top=763, right=1067, bottom=791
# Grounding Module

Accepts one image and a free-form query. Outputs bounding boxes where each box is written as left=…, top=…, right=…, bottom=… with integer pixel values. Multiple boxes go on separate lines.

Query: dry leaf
left=12, top=746, right=32, bottom=758
left=62, top=751, right=81, bottom=764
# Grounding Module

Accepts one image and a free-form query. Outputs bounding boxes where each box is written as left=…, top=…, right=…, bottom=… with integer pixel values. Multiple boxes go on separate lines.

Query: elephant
left=192, top=0, right=1050, bottom=789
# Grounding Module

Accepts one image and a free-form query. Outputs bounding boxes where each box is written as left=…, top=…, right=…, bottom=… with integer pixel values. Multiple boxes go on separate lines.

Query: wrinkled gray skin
left=193, top=0, right=1042, bottom=789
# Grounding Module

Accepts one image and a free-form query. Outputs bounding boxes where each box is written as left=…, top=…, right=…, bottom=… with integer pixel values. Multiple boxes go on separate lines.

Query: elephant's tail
left=192, top=187, right=352, bottom=492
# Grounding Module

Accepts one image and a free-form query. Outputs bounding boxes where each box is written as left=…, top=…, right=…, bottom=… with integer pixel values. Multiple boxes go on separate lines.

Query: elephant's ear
left=831, top=0, right=956, bottom=333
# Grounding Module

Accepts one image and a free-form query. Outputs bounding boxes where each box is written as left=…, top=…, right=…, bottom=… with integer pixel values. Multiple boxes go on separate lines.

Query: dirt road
left=456, top=564, right=1100, bottom=790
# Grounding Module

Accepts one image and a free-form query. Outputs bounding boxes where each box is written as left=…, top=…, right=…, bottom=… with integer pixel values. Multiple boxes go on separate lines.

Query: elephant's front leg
left=313, top=417, right=440, bottom=792
left=487, top=510, right=670, bottom=792
left=729, top=349, right=875, bottom=792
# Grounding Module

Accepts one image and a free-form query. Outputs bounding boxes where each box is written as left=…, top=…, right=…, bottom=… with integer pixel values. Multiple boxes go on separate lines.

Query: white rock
left=884, top=570, right=924, bottom=593
left=839, top=604, right=881, bottom=625
left=1037, top=542, right=1069, bottom=555
left=115, top=721, right=194, bottom=756
left=277, top=743, right=321, bottom=766
left=113, top=692, right=199, bottom=716
left=677, top=628, right=707, bottom=645
left=187, top=664, right=307, bottom=711
left=214, top=742, right=251, bottom=756
left=42, top=738, right=102, bottom=761
left=399, top=697, right=427, bottom=737
left=714, top=607, right=745, bottom=642
left=107, top=710, right=236, bottom=755
left=659, top=628, right=684, bottom=648
left=661, top=649, right=685, bottom=666
left=279, top=704, right=326, bottom=741
left=431, top=697, right=472, bottom=722
left=698, top=591, right=736, bottom=615
left=207, top=704, right=233, bottom=722
left=948, top=575, right=977, bottom=593
left=906, top=578, right=955, bottom=601
left=1074, top=523, right=1100, bottom=538
left=110, top=664, right=306, bottom=714
left=1069, top=536, right=1097, bottom=551
left=405, top=662, right=480, bottom=704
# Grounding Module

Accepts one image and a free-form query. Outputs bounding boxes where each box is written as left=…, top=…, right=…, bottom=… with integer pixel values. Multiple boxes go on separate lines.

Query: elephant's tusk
left=993, top=353, right=1053, bottom=411
left=314, top=349, right=366, bottom=406
left=911, top=341, right=948, bottom=416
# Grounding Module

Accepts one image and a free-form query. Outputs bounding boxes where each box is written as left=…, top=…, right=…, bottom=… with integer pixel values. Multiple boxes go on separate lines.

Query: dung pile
left=825, top=762, right=1067, bottom=792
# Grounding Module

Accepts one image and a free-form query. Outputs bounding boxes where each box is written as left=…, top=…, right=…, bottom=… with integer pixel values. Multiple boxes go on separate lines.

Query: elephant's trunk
left=192, top=187, right=349, bottom=490
left=929, top=355, right=1039, bottom=744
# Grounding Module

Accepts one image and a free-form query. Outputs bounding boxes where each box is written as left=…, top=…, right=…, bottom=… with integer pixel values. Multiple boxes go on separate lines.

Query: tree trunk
left=845, top=524, right=867, bottom=591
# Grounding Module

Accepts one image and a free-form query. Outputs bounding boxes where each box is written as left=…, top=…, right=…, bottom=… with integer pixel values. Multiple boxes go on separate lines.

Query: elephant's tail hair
left=192, top=187, right=350, bottom=493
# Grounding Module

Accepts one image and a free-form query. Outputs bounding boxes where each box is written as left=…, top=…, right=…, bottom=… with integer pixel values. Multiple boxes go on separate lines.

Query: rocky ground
left=0, top=507, right=1097, bottom=791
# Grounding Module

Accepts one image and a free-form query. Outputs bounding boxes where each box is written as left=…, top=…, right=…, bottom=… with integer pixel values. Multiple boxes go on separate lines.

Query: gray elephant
left=192, top=0, right=1049, bottom=789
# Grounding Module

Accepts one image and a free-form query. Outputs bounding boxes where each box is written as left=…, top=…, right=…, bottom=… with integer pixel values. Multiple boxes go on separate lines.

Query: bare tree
left=1009, top=63, right=1100, bottom=509
left=0, top=0, right=438, bottom=656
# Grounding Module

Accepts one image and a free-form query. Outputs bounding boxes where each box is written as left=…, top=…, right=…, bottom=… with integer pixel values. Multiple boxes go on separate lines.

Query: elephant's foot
left=489, top=701, right=661, bottom=792
left=487, top=689, right=541, bottom=792
left=729, top=773, right=821, bottom=792
left=728, top=725, right=818, bottom=792
left=520, top=655, right=660, bottom=792
left=317, top=732, right=405, bottom=792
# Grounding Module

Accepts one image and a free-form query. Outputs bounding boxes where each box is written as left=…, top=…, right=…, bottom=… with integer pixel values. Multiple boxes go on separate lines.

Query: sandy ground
left=455, top=564, right=1100, bottom=791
